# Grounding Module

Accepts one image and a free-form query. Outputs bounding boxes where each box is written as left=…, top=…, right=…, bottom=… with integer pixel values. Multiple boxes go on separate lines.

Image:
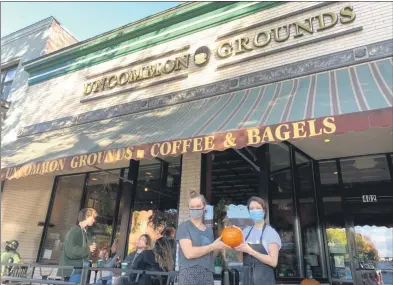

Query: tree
left=326, top=228, right=379, bottom=263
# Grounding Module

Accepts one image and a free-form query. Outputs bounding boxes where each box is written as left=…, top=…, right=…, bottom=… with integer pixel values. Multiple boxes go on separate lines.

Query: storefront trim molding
left=24, top=2, right=283, bottom=84
left=18, top=39, right=393, bottom=138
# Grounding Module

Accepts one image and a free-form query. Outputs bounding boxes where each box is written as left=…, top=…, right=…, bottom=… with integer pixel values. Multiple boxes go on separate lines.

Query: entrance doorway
left=345, top=186, right=393, bottom=285
left=321, top=154, right=393, bottom=285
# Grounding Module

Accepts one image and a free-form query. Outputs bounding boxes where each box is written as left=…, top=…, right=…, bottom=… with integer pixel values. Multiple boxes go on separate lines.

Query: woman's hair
left=139, top=234, right=153, bottom=249
left=153, top=237, right=174, bottom=272
left=188, top=191, right=207, bottom=206
left=162, top=227, right=176, bottom=239
left=247, top=196, right=268, bottom=220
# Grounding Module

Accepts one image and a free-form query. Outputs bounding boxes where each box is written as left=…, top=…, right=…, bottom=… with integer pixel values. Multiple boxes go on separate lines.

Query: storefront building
left=1, top=2, right=392, bottom=285
left=1, top=16, right=77, bottom=198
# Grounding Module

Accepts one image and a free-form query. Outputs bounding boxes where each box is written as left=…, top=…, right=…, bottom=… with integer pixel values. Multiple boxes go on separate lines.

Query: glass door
left=340, top=155, right=393, bottom=285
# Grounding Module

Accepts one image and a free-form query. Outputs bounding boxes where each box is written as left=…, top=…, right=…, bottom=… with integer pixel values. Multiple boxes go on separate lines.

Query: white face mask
left=189, top=208, right=204, bottom=219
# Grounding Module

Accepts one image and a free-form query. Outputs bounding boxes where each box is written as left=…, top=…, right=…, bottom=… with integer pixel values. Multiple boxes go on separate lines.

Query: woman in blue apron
left=235, top=196, right=281, bottom=285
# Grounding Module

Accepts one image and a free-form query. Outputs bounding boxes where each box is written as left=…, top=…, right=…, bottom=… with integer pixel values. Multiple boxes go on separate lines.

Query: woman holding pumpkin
left=176, top=192, right=230, bottom=285
left=235, top=196, right=281, bottom=285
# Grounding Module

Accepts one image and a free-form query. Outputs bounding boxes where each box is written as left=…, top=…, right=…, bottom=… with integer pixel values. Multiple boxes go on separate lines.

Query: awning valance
left=1, top=58, right=392, bottom=180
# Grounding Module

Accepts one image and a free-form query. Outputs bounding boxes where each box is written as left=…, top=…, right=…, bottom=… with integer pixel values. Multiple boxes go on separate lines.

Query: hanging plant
left=97, top=178, right=113, bottom=219
left=148, top=209, right=177, bottom=231
left=214, top=199, right=231, bottom=237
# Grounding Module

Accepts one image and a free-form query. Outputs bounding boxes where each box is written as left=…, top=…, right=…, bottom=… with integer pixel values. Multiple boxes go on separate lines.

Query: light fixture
left=333, top=171, right=338, bottom=175
left=354, top=157, right=377, bottom=169
left=324, top=139, right=331, bottom=143
left=150, top=201, right=153, bottom=204
left=144, top=187, right=148, bottom=192
left=92, top=178, right=98, bottom=181
left=146, top=172, right=152, bottom=175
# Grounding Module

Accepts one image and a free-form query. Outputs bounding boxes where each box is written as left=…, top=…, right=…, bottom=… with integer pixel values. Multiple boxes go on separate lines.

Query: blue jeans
left=69, top=273, right=81, bottom=283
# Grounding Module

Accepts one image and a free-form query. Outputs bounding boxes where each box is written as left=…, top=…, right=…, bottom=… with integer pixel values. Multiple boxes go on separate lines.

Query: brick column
left=178, top=152, right=202, bottom=224
left=175, top=152, right=202, bottom=270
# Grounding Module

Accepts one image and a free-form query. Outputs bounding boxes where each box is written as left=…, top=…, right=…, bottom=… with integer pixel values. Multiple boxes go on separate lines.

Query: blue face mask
left=249, top=209, right=265, bottom=222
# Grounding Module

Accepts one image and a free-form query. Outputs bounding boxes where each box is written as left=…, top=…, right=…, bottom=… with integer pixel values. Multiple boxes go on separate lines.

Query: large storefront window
left=269, top=143, right=301, bottom=278
left=84, top=170, right=122, bottom=261
left=295, top=152, right=326, bottom=278
left=39, top=174, right=86, bottom=264
left=39, top=158, right=182, bottom=264
left=127, top=157, right=181, bottom=256
left=206, top=148, right=260, bottom=265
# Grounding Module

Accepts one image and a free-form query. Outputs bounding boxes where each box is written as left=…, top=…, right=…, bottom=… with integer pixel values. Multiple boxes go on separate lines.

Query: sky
left=1, top=2, right=181, bottom=41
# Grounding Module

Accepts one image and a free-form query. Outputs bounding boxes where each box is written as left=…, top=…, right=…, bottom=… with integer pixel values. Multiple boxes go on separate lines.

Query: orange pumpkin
left=221, top=227, right=243, bottom=248
left=300, top=278, right=320, bottom=285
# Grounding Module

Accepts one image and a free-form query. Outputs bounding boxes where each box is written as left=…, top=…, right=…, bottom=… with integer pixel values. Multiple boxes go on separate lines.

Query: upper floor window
left=1, top=66, right=17, bottom=101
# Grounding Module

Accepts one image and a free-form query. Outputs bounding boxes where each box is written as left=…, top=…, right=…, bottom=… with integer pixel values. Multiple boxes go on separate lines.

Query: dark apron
left=242, top=224, right=275, bottom=285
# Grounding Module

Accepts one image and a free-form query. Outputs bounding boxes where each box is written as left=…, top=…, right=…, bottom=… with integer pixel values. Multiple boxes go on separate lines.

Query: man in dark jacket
left=59, top=208, right=98, bottom=282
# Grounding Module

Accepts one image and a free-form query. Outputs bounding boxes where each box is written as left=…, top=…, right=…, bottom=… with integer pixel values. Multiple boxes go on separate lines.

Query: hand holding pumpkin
left=234, top=242, right=253, bottom=254
left=211, top=236, right=231, bottom=251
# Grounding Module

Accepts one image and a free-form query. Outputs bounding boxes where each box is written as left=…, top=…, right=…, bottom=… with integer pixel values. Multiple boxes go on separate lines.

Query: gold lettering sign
left=215, top=5, right=356, bottom=59
left=83, top=54, right=190, bottom=96
left=82, top=6, right=356, bottom=98
left=1, top=117, right=339, bottom=181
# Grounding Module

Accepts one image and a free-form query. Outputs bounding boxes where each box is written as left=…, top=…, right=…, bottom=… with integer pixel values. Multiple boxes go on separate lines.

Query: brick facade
left=178, top=152, right=202, bottom=224
left=1, top=175, right=55, bottom=262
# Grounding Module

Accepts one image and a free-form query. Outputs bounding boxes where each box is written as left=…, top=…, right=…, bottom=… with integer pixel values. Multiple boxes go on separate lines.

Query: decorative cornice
left=18, top=39, right=393, bottom=138
left=1, top=17, right=54, bottom=46
left=24, top=2, right=283, bottom=85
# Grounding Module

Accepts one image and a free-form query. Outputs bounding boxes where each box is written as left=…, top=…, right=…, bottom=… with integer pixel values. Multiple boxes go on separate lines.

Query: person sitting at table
left=97, top=246, right=119, bottom=285
left=124, top=234, right=152, bottom=268
left=131, top=237, right=174, bottom=285
left=110, top=239, right=120, bottom=259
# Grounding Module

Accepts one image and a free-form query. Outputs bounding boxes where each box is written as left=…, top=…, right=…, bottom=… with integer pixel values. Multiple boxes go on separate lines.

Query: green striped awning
left=1, top=58, right=392, bottom=178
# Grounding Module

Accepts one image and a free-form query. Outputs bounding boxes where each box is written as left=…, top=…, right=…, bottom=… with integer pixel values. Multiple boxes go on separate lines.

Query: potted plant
left=214, top=253, right=224, bottom=274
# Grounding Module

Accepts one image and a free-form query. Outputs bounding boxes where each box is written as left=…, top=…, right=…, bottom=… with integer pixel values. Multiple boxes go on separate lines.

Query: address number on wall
left=362, top=195, right=377, bottom=203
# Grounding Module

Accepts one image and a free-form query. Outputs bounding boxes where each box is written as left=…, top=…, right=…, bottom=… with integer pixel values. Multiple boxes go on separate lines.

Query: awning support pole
left=233, top=149, right=260, bottom=172
left=245, top=147, right=257, bottom=161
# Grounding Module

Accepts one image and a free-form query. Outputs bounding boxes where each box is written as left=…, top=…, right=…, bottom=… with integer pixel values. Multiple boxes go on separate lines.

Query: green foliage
left=131, top=212, right=141, bottom=234
left=148, top=209, right=177, bottom=230
left=214, top=253, right=224, bottom=267
left=326, top=228, right=379, bottom=263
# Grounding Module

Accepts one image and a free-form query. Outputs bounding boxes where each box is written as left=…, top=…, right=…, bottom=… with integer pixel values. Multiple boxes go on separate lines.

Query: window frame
left=0, top=65, right=18, bottom=102
left=37, top=156, right=183, bottom=263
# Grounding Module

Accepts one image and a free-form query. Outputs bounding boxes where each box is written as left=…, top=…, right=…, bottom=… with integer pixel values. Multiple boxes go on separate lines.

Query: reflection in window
left=295, top=152, right=326, bottom=278
left=270, top=143, right=300, bottom=278
left=320, top=160, right=352, bottom=281
left=320, top=161, right=339, bottom=185
left=340, top=155, right=390, bottom=183
left=208, top=148, right=260, bottom=265
left=127, top=157, right=181, bottom=257
left=39, top=175, right=86, bottom=264
left=84, top=170, right=121, bottom=262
